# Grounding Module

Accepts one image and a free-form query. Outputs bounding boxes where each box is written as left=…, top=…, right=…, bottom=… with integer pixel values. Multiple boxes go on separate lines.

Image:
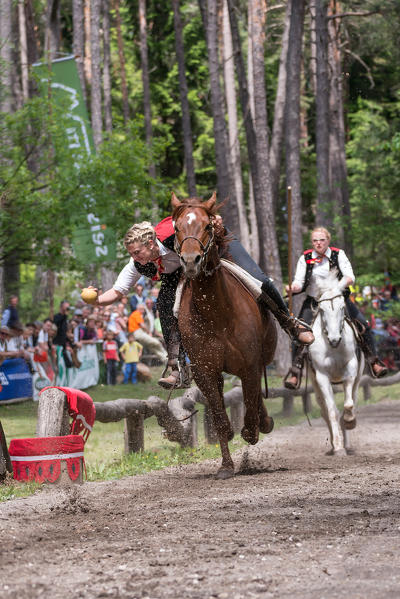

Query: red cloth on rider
left=39, top=386, right=96, bottom=442
left=9, top=435, right=85, bottom=483
left=154, top=216, right=175, bottom=242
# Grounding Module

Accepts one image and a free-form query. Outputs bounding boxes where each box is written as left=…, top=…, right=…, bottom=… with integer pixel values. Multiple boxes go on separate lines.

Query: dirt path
left=1, top=398, right=400, bottom=599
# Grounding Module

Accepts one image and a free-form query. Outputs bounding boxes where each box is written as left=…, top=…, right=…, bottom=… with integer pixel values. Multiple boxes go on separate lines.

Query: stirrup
left=367, top=358, right=388, bottom=379
left=284, top=367, right=302, bottom=390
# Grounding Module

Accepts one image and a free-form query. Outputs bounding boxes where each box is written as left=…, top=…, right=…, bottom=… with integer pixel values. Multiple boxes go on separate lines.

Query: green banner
left=33, top=56, right=116, bottom=263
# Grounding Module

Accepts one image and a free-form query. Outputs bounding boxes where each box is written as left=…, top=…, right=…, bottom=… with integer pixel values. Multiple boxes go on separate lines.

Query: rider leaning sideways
left=284, top=226, right=387, bottom=389
left=86, top=197, right=314, bottom=390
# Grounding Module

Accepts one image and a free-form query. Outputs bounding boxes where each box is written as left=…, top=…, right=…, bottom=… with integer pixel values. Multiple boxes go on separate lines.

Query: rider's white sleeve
left=293, top=255, right=307, bottom=288
left=338, top=250, right=355, bottom=284
left=113, top=259, right=141, bottom=295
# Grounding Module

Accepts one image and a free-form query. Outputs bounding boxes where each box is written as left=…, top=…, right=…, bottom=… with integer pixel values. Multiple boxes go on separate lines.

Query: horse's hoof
left=343, top=417, right=356, bottom=430
left=241, top=427, right=259, bottom=445
left=326, top=448, right=346, bottom=457
left=346, top=447, right=356, bottom=455
left=216, top=468, right=234, bottom=480
left=259, top=416, right=274, bottom=435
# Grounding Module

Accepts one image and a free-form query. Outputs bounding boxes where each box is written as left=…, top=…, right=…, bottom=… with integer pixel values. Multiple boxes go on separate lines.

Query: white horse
left=308, top=270, right=365, bottom=455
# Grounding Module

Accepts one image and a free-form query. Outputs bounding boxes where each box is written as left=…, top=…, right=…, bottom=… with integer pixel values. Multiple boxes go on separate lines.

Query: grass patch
left=1, top=368, right=399, bottom=502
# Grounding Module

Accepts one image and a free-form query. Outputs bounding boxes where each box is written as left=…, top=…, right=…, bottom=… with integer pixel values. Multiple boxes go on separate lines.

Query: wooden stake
left=287, top=186, right=293, bottom=315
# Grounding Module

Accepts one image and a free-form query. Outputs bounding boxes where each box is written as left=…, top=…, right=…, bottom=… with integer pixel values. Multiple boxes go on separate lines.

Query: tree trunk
left=114, top=0, right=130, bottom=124
left=285, top=0, right=305, bottom=272
left=84, top=0, right=91, bottom=84
left=246, top=3, right=260, bottom=262
left=44, top=0, right=61, bottom=58
left=18, top=0, right=29, bottom=101
left=73, top=0, right=87, bottom=103
left=90, top=0, right=103, bottom=150
left=138, top=0, right=157, bottom=219
left=200, top=0, right=239, bottom=233
left=328, top=0, right=352, bottom=257
left=270, top=0, right=291, bottom=207
left=222, top=0, right=250, bottom=250
left=250, top=0, right=281, bottom=280
left=172, top=0, right=197, bottom=197
left=315, top=0, right=332, bottom=226
left=102, top=0, right=112, bottom=133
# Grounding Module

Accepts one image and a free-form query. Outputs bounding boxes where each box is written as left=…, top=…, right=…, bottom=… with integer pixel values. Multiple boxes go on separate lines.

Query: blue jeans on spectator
left=123, top=362, right=138, bottom=384
left=106, top=359, right=118, bottom=385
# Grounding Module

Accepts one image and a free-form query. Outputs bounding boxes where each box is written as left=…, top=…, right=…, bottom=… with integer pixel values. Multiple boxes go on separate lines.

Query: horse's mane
left=172, top=197, right=232, bottom=250
left=315, top=269, right=343, bottom=297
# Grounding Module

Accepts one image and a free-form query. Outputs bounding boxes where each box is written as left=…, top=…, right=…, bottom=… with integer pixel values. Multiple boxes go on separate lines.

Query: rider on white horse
left=284, top=226, right=387, bottom=389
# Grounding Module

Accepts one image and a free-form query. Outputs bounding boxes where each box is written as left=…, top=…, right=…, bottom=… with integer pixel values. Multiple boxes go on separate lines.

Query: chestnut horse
left=171, top=192, right=277, bottom=478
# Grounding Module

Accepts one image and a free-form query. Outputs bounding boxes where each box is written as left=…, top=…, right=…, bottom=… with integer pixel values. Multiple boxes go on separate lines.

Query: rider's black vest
left=302, top=247, right=350, bottom=298
left=134, top=233, right=176, bottom=281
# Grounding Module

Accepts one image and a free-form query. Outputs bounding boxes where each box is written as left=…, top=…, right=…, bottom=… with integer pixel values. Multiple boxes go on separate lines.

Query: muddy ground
left=1, top=398, right=400, bottom=599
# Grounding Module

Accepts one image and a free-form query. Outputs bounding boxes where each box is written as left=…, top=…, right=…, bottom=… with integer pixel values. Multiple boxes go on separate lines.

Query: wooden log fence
left=36, top=371, right=400, bottom=454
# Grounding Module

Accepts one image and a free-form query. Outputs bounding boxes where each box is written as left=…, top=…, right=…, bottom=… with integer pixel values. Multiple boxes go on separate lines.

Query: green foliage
left=347, top=98, right=400, bottom=276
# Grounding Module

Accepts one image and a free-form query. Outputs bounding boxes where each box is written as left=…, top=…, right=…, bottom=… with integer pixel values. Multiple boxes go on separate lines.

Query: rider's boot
left=258, top=280, right=315, bottom=345
left=157, top=322, right=192, bottom=390
left=358, top=326, right=388, bottom=379
left=284, top=344, right=308, bottom=390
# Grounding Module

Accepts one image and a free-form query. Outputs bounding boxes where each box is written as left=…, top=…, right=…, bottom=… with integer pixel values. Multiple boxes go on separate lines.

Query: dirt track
left=1, top=398, right=400, bottom=599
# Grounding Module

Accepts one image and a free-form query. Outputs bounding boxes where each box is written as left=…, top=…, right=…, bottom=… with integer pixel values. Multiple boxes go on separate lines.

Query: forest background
left=0, top=0, right=399, bottom=341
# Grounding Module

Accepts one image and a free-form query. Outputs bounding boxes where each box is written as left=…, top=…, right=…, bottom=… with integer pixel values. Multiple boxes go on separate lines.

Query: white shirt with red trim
left=293, top=247, right=355, bottom=300
left=113, top=240, right=181, bottom=296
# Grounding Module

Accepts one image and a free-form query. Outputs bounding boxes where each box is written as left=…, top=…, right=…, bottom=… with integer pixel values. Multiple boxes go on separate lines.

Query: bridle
left=174, top=216, right=216, bottom=275
left=315, top=293, right=346, bottom=341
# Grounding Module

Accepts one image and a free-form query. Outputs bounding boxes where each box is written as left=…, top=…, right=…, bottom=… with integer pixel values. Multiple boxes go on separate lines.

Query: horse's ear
left=204, top=191, right=217, bottom=212
left=171, top=192, right=181, bottom=209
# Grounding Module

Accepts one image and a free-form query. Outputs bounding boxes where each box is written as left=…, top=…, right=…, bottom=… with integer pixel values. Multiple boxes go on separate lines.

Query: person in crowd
left=35, top=318, right=53, bottom=362
left=102, top=329, right=120, bottom=385
left=53, top=300, right=73, bottom=368
left=0, top=325, right=21, bottom=363
left=119, top=332, right=143, bottom=384
left=83, top=209, right=313, bottom=389
left=73, top=309, right=85, bottom=343
left=1, top=295, right=20, bottom=329
left=129, top=283, right=146, bottom=312
left=8, top=322, right=31, bottom=364
left=128, top=303, right=167, bottom=364
left=284, top=226, right=387, bottom=389
left=81, top=315, right=98, bottom=345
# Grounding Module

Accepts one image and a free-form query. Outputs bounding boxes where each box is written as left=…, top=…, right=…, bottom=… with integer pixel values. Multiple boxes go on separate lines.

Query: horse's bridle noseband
left=316, top=293, right=346, bottom=340
left=174, top=219, right=215, bottom=271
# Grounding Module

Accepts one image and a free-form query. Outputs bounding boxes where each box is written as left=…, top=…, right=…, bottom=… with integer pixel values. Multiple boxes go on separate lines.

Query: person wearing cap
left=0, top=325, right=20, bottom=363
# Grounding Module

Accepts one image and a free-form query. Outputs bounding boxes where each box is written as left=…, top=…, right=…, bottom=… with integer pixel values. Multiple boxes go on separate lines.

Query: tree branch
left=328, top=11, right=380, bottom=20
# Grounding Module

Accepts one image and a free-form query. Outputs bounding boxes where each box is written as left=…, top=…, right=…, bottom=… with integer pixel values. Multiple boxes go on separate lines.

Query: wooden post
left=287, top=185, right=293, bottom=315
left=282, top=391, right=294, bottom=417
left=36, top=388, right=70, bottom=437
left=0, top=420, right=12, bottom=480
left=124, top=412, right=144, bottom=453
left=230, top=401, right=244, bottom=433
left=203, top=404, right=218, bottom=444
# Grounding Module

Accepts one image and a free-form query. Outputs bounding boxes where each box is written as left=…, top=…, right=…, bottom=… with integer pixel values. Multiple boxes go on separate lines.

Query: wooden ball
left=81, top=288, right=98, bottom=305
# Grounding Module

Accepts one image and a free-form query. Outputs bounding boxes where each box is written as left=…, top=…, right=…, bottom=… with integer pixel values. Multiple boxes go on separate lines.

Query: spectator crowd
left=1, top=276, right=399, bottom=387
left=0, top=279, right=166, bottom=386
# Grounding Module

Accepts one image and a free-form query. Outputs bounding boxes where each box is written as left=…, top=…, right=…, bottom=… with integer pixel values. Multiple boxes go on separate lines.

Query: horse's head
left=171, top=191, right=218, bottom=279
left=315, top=270, right=346, bottom=347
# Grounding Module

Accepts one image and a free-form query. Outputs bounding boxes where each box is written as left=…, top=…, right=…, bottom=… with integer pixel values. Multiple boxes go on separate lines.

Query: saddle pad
left=172, top=260, right=262, bottom=318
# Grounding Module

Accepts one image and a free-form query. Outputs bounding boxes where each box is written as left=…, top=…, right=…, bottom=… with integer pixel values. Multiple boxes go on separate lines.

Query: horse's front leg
left=240, top=371, right=263, bottom=445
left=192, top=368, right=235, bottom=479
left=312, top=370, right=345, bottom=455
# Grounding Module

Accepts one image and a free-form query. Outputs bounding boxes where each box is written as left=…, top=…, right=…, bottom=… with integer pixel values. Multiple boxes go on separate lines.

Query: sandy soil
left=1, top=398, right=400, bottom=599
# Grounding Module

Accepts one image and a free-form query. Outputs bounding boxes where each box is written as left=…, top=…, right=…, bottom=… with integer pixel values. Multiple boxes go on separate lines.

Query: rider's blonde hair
left=124, top=222, right=156, bottom=248
left=311, top=226, right=331, bottom=242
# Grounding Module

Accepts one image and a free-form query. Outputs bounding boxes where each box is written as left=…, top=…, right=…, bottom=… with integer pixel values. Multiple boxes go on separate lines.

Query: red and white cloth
left=9, top=435, right=85, bottom=483
left=40, top=386, right=96, bottom=442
